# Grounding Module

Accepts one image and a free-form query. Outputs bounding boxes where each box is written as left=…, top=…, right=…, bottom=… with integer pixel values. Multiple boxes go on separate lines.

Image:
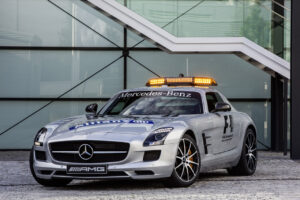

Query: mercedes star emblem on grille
left=78, top=144, right=94, bottom=160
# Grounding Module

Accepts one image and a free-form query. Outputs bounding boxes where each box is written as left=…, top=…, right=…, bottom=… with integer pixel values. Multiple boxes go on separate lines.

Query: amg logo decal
left=68, top=166, right=106, bottom=173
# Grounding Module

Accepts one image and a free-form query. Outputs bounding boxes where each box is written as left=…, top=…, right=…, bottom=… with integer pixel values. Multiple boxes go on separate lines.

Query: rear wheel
left=164, top=134, right=200, bottom=187
left=30, top=148, right=72, bottom=187
left=227, top=128, right=257, bottom=176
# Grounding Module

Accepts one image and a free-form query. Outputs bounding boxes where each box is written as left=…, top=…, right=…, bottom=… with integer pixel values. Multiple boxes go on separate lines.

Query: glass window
left=104, top=91, right=203, bottom=116
left=50, top=0, right=124, bottom=47
left=127, top=57, right=157, bottom=89
left=232, top=101, right=271, bottom=150
left=127, top=30, right=157, bottom=48
left=120, top=0, right=286, bottom=57
left=206, top=92, right=223, bottom=112
left=0, top=101, right=107, bottom=149
left=129, top=52, right=271, bottom=99
left=0, top=50, right=123, bottom=98
left=0, top=0, right=123, bottom=47
left=109, top=101, right=127, bottom=115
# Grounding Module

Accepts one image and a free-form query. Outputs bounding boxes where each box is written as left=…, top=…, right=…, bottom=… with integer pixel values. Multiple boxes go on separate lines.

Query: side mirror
left=214, top=102, right=231, bottom=112
left=85, top=103, right=98, bottom=114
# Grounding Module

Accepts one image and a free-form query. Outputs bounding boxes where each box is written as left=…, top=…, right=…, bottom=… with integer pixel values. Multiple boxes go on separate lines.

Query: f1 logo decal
left=224, top=115, right=233, bottom=134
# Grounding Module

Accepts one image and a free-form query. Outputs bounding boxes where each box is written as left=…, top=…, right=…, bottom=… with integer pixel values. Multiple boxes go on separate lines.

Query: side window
left=214, top=93, right=224, bottom=103
left=205, top=92, right=224, bottom=112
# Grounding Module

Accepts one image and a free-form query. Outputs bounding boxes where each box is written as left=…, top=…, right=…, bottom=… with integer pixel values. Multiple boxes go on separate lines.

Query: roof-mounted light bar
left=146, top=77, right=217, bottom=87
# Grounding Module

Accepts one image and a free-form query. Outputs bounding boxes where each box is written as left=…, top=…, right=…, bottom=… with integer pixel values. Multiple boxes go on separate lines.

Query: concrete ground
left=0, top=151, right=299, bottom=200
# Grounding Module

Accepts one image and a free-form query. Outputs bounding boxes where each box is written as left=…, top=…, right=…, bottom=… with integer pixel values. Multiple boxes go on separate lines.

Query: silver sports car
left=30, top=76, right=257, bottom=187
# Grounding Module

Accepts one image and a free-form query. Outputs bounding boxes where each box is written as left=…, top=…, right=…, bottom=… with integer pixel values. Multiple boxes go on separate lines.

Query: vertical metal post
left=123, top=0, right=128, bottom=90
left=123, top=28, right=127, bottom=89
left=291, top=0, right=300, bottom=159
left=283, top=78, right=288, bottom=155
left=271, top=74, right=284, bottom=151
left=271, top=0, right=285, bottom=152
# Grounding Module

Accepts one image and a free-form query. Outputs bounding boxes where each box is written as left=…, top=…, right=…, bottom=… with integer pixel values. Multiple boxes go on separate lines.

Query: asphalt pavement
left=0, top=151, right=299, bottom=200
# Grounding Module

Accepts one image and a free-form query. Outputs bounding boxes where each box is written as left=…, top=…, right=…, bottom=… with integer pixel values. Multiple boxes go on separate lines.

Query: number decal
left=224, top=115, right=233, bottom=134
left=229, top=115, right=233, bottom=132
left=223, top=116, right=228, bottom=133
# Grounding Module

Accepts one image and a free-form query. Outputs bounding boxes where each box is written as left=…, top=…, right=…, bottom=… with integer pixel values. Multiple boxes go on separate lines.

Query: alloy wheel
left=175, top=138, right=200, bottom=182
left=245, top=131, right=257, bottom=171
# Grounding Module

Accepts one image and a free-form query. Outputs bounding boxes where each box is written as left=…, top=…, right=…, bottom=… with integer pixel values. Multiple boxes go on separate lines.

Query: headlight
left=143, top=127, right=173, bottom=146
left=34, top=127, right=47, bottom=146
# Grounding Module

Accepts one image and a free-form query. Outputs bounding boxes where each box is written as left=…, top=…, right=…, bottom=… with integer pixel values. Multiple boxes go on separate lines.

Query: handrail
left=271, top=0, right=291, bottom=12
left=256, top=1, right=289, bottom=21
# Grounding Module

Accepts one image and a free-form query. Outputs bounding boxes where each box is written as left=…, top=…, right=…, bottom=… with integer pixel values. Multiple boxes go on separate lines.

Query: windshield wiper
left=141, top=116, right=151, bottom=120
left=119, top=114, right=139, bottom=119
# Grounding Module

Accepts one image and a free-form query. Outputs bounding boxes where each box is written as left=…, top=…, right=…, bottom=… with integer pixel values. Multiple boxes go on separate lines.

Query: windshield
left=103, top=91, right=203, bottom=116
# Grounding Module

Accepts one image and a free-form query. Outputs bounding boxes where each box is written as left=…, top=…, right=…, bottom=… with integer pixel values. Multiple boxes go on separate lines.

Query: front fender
left=163, top=121, right=192, bottom=145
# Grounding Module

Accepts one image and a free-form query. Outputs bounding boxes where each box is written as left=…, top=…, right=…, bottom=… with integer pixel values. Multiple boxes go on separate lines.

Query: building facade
left=0, top=0, right=290, bottom=149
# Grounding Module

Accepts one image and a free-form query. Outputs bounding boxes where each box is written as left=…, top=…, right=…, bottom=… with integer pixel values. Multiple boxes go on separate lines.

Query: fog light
left=35, top=150, right=46, bottom=161
left=143, top=150, right=161, bottom=161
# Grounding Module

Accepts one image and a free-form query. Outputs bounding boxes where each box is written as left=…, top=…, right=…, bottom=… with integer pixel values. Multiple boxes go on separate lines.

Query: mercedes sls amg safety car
left=30, top=76, right=257, bottom=187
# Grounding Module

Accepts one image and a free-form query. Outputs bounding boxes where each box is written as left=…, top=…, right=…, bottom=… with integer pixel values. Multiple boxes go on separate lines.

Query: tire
left=30, top=148, right=72, bottom=187
left=227, top=128, right=257, bottom=176
left=164, top=134, right=201, bottom=187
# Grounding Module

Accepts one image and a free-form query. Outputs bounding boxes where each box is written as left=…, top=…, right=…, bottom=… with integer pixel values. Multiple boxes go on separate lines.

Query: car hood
left=46, top=115, right=176, bottom=143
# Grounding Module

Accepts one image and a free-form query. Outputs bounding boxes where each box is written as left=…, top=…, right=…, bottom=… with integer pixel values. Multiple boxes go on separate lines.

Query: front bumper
left=33, top=142, right=178, bottom=180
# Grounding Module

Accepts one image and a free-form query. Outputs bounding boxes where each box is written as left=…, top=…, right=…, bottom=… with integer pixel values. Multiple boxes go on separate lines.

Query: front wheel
left=29, top=148, right=72, bottom=187
left=227, top=128, right=257, bottom=176
left=164, top=134, right=200, bottom=187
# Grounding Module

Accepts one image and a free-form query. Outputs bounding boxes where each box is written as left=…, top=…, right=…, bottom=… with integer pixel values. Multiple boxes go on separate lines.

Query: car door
left=205, top=92, right=237, bottom=154
left=218, top=93, right=241, bottom=152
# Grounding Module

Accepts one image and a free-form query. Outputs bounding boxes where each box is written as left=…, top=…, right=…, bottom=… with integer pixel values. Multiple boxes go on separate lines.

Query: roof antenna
left=186, top=57, right=189, bottom=76
left=179, top=73, right=184, bottom=77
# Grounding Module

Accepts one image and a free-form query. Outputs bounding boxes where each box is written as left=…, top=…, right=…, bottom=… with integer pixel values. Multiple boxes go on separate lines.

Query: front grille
left=49, top=141, right=129, bottom=163
left=50, top=141, right=129, bottom=151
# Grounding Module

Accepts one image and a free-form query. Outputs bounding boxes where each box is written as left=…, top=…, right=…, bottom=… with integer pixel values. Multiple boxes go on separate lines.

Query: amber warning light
left=146, top=77, right=217, bottom=87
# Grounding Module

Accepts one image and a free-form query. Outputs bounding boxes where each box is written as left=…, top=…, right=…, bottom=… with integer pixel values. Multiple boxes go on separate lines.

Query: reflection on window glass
left=105, top=91, right=203, bottom=116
